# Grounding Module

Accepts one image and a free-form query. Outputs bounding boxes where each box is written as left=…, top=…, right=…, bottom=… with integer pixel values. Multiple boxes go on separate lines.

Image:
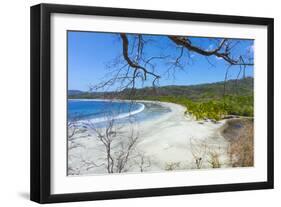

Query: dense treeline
left=69, top=77, right=254, bottom=120
left=123, top=77, right=253, bottom=101
left=134, top=95, right=253, bottom=121
left=69, top=77, right=253, bottom=99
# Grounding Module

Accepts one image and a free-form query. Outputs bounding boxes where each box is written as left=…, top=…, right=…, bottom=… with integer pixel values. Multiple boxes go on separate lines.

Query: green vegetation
left=69, top=77, right=254, bottom=121
left=122, top=77, right=253, bottom=101
left=133, top=95, right=253, bottom=121
left=127, top=78, right=254, bottom=121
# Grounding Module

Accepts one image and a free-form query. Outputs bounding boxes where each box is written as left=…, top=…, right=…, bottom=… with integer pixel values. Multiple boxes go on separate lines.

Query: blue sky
left=68, top=31, right=254, bottom=91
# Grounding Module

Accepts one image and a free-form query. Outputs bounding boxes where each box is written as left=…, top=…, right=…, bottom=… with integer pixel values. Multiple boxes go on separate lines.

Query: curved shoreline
left=69, top=99, right=146, bottom=124
left=69, top=100, right=233, bottom=175
left=84, top=102, right=145, bottom=124
left=71, top=99, right=179, bottom=125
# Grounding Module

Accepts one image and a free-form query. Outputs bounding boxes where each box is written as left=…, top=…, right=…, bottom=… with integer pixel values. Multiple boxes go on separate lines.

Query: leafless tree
left=91, top=34, right=253, bottom=95
left=165, top=162, right=181, bottom=171
left=189, top=138, right=207, bottom=169
left=68, top=120, right=85, bottom=150
left=207, top=148, right=222, bottom=168
left=189, top=137, right=227, bottom=169
left=134, top=152, right=151, bottom=172
left=85, top=117, right=141, bottom=173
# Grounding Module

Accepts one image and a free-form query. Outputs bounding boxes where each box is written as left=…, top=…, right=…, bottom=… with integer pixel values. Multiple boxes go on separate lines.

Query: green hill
left=122, top=77, right=253, bottom=101
left=69, top=77, right=253, bottom=101
left=68, top=77, right=254, bottom=120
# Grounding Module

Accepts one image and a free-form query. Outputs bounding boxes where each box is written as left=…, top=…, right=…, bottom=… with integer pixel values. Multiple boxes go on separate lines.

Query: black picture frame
left=30, top=3, right=274, bottom=204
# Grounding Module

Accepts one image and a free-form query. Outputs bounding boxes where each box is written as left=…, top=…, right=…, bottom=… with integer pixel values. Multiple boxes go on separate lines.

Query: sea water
left=68, top=99, right=170, bottom=125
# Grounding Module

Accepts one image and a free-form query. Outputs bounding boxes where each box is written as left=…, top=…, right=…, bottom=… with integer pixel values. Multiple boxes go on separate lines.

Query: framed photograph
left=30, top=3, right=274, bottom=203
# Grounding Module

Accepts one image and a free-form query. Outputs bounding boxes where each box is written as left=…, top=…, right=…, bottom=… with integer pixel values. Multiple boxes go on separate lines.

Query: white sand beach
left=68, top=101, right=231, bottom=175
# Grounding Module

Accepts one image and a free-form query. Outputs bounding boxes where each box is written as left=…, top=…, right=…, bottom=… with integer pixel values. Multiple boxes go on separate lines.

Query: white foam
left=77, top=102, right=145, bottom=124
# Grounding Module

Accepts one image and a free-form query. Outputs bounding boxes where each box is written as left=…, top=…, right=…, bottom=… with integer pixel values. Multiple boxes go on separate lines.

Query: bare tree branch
left=120, top=33, right=161, bottom=87
left=90, top=33, right=253, bottom=97
left=168, top=36, right=253, bottom=66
